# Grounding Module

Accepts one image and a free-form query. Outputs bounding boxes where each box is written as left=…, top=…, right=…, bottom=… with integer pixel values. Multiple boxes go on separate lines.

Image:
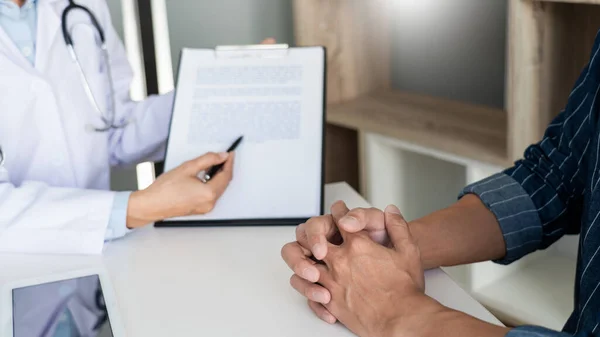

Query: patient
left=281, top=32, right=600, bottom=337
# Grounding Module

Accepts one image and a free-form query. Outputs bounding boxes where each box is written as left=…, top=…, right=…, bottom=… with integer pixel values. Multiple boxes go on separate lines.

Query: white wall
left=165, top=0, right=294, bottom=73
left=392, top=0, right=507, bottom=109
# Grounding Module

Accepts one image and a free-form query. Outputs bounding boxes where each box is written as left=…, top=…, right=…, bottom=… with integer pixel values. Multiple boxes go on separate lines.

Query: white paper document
left=163, top=47, right=325, bottom=222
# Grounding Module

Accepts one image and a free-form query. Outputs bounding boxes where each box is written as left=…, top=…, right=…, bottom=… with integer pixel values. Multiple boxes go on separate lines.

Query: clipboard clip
left=215, top=44, right=290, bottom=59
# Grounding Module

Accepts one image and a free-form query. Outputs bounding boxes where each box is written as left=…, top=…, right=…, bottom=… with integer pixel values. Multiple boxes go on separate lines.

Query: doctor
left=0, top=0, right=270, bottom=255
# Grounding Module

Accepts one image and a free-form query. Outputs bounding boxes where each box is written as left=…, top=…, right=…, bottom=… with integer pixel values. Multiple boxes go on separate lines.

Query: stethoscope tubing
left=61, top=0, right=129, bottom=132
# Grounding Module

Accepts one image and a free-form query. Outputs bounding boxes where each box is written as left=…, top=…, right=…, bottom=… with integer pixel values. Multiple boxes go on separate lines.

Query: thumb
left=183, top=152, right=229, bottom=175
left=383, top=205, right=413, bottom=249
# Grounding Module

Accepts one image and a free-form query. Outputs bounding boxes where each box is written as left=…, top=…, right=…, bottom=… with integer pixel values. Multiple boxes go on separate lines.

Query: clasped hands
left=281, top=202, right=445, bottom=337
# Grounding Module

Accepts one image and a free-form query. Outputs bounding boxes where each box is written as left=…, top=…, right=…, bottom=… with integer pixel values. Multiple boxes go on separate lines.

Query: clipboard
left=155, top=44, right=327, bottom=227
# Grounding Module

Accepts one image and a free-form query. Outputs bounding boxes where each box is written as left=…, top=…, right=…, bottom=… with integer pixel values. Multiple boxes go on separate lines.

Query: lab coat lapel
left=35, top=0, right=65, bottom=72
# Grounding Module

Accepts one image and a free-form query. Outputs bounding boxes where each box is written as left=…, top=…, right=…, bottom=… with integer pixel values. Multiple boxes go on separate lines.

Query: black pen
left=203, top=136, right=243, bottom=182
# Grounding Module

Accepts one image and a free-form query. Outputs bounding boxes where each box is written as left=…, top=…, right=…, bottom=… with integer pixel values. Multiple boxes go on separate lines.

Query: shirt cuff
left=507, top=326, right=573, bottom=337
left=459, top=173, right=543, bottom=265
left=105, top=191, right=133, bottom=241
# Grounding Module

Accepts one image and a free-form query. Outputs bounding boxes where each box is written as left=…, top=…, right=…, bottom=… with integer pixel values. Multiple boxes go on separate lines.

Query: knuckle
left=314, top=264, right=329, bottom=280
left=204, top=188, right=218, bottom=201
left=201, top=152, right=218, bottom=164
left=308, top=299, right=319, bottom=313
left=295, top=223, right=304, bottom=236
left=404, top=242, right=420, bottom=258
left=281, top=242, right=293, bottom=258
left=368, top=207, right=384, bottom=216
left=324, top=294, right=340, bottom=313
left=291, top=258, right=307, bottom=274
left=308, top=233, right=321, bottom=245
left=306, top=215, right=329, bottom=235
left=330, top=200, right=347, bottom=213
left=303, top=284, right=313, bottom=298
left=296, top=224, right=308, bottom=242
left=290, top=275, right=302, bottom=290
left=324, top=247, right=342, bottom=264
left=290, top=275, right=308, bottom=297
left=389, top=210, right=408, bottom=224
left=293, top=262, right=306, bottom=276
left=396, top=214, right=409, bottom=225
left=304, top=217, right=318, bottom=231
left=348, top=208, right=366, bottom=220
left=349, top=234, right=370, bottom=249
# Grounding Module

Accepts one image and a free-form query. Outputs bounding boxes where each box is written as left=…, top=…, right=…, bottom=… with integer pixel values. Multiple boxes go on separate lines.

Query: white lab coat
left=0, top=0, right=174, bottom=254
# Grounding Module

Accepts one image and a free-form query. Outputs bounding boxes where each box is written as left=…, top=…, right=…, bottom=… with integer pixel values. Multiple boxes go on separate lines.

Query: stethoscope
left=0, top=1, right=131, bottom=166
left=62, top=0, right=130, bottom=132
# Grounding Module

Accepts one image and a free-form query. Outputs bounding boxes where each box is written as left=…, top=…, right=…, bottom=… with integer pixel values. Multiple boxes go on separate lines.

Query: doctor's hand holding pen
left=124, top=152, right=234, bottom=228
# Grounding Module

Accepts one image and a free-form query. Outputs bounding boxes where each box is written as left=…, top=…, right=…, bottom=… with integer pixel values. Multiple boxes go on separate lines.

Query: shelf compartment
left=327, top=90, right=509, bottom=167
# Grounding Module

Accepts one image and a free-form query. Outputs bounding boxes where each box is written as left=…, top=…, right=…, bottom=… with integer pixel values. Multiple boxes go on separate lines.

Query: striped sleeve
left=460, top=30, right=600, bottom=264
left=459, top=173, right=542, bottom=264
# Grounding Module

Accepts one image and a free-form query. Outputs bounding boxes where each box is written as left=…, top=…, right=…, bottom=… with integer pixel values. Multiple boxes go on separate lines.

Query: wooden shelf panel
left=509, top=0, right=600, bottom=159
left=327, top=90, right=509, bottom=167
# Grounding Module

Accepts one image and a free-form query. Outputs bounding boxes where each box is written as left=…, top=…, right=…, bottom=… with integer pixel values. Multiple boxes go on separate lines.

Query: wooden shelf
left=509, top=0, right=600, bottom=159
left=327, top=90, right=510, bottom=167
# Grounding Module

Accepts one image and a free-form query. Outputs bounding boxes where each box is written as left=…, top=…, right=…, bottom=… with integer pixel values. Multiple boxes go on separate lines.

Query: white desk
left=0, top=182, right=502, bottom=336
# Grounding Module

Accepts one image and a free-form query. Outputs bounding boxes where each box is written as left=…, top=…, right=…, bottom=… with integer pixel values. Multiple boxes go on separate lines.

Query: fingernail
left=339, top=216, right=360, bottom=230
left=385, top=204, right=401, bottom=215
left=312, top=243, right=326, bottom=260
left=219, top=152, right=229, bottom=160
left=323, top=312, right=336, bottom=324
left=302, top=267, right=319, bottom=283
left=312, top=291, right=328, bottom=304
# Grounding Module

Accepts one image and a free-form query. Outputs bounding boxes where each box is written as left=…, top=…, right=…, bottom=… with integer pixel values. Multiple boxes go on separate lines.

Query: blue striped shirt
left=462, top=31, right=600, bottom=336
